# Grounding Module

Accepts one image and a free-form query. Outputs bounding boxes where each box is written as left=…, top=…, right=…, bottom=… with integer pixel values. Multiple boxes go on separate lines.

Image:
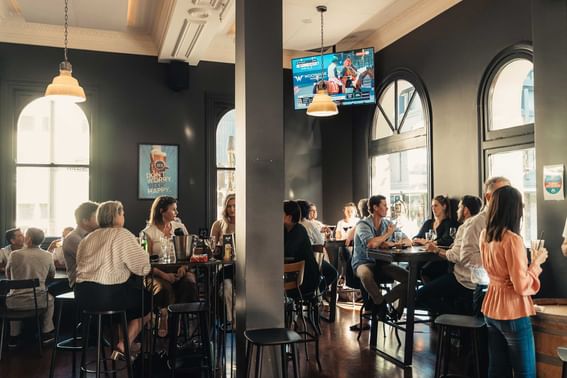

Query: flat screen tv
left=291, top=47, right=375, bottom=110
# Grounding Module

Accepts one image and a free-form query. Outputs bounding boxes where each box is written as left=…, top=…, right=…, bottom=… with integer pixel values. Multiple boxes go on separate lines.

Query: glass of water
left=160, top=236, right=170, bottom=263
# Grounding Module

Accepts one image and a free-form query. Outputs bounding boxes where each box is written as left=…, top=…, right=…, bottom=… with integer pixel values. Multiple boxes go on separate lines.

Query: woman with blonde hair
left=75, top=201, right=151, bottom=360
left=142, top=196, right=198, bottom=337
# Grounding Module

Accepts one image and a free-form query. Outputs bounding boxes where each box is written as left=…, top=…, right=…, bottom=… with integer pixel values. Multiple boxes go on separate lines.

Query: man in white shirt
left=460, top=176, right=511, bottom=315
left=0, top=228, right=24, bottom=273
left=6, top=228, right=56, bottom=344
left=416, top=195, right=483, bottom=315
left=562, top=218, right=567, bottom=256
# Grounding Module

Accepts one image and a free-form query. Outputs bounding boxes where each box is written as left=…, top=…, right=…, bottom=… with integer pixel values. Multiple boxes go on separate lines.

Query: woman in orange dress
left=479, top=186, right=548, bottom=377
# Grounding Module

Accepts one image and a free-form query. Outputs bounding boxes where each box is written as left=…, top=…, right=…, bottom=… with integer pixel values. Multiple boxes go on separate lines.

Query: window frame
left=478, top=43, right=535, bottom=190
left=368, top=68, right=432, bottom=214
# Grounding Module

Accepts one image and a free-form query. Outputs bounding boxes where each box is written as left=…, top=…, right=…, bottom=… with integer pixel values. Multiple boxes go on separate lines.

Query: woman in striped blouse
left=76, top=201, right=151, bottom=360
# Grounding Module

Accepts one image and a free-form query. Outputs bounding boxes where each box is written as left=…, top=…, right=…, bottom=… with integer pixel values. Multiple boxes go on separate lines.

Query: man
left=284, top=200, right=320, bottom=295
left=562, top=217, right=567, bottom=256
left=0, top=228, right=25, bottom=273
left=63, top=201, right=99, bottom=287
left=6, top=228, right=56, bottom=345
left=460, top=176, right=511, bottom=315
left=352, top=195, right=411, bottom=318
left=416, top=195, right=483, bottom=315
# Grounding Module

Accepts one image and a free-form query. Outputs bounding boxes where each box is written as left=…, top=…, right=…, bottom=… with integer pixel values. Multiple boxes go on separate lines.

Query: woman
left=335, top=202, right=359, bottom=240
left=143, top=196, right=198, bottom=337
left=75, top=201, right=151, bottom=360
left=210, top=194, right=235, bottom=327
left=480, top=186, right=547, bottom=377
left=413, top=195, right=458, bottom=247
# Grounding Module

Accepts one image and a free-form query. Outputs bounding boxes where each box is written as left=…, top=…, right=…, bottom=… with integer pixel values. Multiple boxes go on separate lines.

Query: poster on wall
left=543, top=164, right=564, bottom=201
left=138, top=144, right=178, bottom=199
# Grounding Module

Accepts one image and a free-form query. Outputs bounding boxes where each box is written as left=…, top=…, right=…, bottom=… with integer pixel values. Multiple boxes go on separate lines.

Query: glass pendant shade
left=45, top=61, right=86, bottom=103
left=306, top=89, right=338, bottom=117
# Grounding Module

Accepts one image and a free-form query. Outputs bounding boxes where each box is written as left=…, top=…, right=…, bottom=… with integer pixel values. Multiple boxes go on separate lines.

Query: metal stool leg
left=472, top=330, right=481, bottom=378
left=49, top=299, right=64, bottom=378
left=96, top=314, right=102, bottom=378
left=121, top=312, right=133, bottom=378
left=254, top=345, right=261, bottom=378
left=280, top=345, right=287, bottom=378
left=80, top=314, right=91, bottom=378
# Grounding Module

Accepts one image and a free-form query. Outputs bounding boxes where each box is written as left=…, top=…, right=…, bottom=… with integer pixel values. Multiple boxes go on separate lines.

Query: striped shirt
left=76, top=227, right=151, bottom=285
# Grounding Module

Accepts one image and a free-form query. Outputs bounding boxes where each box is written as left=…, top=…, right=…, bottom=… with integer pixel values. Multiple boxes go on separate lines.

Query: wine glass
left=449, top=227, right=457, bottom=239
left=160, top=236, right=170, bottom=263
left=430, top=229, right=437, bottom=241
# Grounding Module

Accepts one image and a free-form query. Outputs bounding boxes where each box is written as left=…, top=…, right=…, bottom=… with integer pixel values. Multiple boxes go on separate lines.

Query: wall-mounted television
left=291, top=47, right=375, bottom=110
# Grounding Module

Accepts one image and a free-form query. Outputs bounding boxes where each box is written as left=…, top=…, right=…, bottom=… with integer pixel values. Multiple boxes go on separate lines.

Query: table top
left=151, top=258, right=231, bottom=270
left=368, top=245, right=441, bottom=263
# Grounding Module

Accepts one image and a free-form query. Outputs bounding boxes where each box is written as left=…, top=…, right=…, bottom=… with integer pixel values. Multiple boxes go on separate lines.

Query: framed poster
left=138, top=144, right=179, bottom=199
left=543, top=164, right=564, bottom=200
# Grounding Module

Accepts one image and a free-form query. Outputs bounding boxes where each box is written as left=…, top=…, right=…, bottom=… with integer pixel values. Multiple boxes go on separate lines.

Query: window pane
left=372, top=83, right=394, bottom=140
left=216, top=110, right=236, bottom=168
left=217, top=169, right=235, bottom=219
left=16, top=167, right=89, bottom=236
left=370, top=148, right=428, bottom=237
left=17, top=98, right=89, bottom=164
left=490, top=59, right=534, bottom=130
left=487, top=147, right=536, bottom=245
left=400, top=91, right=425, bottom=133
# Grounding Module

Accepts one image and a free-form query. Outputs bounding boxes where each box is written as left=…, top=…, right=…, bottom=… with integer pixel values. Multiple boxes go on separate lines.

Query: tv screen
left=291, top=47, right=375, bottom=110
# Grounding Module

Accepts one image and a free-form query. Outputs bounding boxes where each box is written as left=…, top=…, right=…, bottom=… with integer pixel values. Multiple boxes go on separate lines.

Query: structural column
left=234, top=0, right=284, bottom=376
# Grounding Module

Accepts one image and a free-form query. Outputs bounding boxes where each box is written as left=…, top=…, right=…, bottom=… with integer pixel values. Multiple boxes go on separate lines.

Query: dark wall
left=348, top=0, right=567, bottom=297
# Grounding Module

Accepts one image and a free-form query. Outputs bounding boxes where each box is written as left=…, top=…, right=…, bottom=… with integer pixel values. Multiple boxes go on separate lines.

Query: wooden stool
left=244, top=328, right=301, bottom=378
left=434, top=314, right=485, bottom=378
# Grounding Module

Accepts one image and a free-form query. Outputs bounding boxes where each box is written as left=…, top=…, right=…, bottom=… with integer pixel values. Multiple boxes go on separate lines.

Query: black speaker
left=166, top=60, right=189, bottom=91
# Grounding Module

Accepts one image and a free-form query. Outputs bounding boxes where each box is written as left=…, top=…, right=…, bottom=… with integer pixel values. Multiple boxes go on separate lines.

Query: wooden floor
left=0, top=302, right=441, bottom=378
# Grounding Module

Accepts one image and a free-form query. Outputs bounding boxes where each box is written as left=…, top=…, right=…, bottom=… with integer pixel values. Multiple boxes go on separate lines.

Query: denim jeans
left=484, top=316, right=536, bottom=378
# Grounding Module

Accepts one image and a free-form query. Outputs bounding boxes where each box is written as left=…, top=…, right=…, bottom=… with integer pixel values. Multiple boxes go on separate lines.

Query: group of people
left=347, top=176, right=550, bottom=377
left=0, top=194, right=237, bottom=361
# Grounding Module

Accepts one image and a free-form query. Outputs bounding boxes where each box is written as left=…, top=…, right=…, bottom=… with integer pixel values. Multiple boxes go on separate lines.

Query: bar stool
left=79, top=309, right=133, bottom=378
left=49, top=291, right=81, bottom=378
left=434, top=314, right=485, bottom=378
left=558, top=346, right=567, bottom=378
left=244, top=328, right=301, bottom=378
left=168, top=302, right=212, bottom=378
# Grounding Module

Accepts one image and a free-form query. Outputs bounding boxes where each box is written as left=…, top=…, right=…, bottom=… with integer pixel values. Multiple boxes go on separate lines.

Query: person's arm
left=5, top=253, right=12, bottom=280
left=413, top=219, right=431, bottom=245
left=210, top=220, right=222, bottom=243
left=444, top=225, right=464, bottom=262
left=366, top=223, right=395, bottom=249
left=47, top=259, right=56, bottom=281
left=506, top=233, right=545, bottom=296
left=117, top=230, right=151, bottom=277
left=460, top=216, right=484, bottom=268
left=562, top=238, right=567, bottom=257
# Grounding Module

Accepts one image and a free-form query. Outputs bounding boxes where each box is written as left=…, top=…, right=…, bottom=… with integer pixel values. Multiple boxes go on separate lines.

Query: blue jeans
left=485, top=316, right=536, bottom=377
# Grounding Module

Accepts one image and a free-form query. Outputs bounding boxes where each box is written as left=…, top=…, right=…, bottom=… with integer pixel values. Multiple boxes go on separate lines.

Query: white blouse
left=143, top=221, right=188, bottom=255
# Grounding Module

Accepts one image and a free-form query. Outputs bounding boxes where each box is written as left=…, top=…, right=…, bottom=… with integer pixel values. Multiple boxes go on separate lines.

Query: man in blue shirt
left=352, top=195, right=411, bottom=317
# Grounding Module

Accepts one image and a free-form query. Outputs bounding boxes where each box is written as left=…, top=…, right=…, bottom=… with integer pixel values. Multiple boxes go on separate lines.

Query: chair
left=0, top=278, right=46, bottom=360
left=244, top=328, right=301, bottom=378
left=434, top=314, right=485, bottom=378
left=558, top=346, right=567, bottom=378
left=167, top=302, right=212, bottom=378
left=49, top=291, right=81, bottom=378
left=284, top=261, right=322, bottom=370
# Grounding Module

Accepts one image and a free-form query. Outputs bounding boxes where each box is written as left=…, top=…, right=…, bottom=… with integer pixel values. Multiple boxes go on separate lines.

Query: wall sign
left=543, top=164, right=564, bottom=200
left=138, top=144, right=179, bottom=199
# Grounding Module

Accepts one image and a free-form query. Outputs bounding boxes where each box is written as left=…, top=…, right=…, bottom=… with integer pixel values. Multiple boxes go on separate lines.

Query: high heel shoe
left=110, top=349, right=137, bottom=363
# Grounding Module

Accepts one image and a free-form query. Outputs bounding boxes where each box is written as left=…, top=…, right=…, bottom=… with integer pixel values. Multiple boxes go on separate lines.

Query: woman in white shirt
left=75, top=201, right=151, bottom=361
left=335, top=202, right=359, bottom=240
left=142, top=196, right=197, bottom=337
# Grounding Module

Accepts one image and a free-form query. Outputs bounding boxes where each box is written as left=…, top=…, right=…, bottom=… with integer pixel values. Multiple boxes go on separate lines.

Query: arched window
left=216, top=109, right=236, bottom=218
left=370, top=69, right=431, bottom=237
left=479, top=44, right=535, bottom=245
left=16, top=97, right=90, bottom=236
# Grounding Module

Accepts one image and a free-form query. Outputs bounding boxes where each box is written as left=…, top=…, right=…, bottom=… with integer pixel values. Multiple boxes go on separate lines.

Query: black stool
left=168, top=302, right=212, bottom=378
left=49, top=291, right=81, bottom=378
left=244, top=328, right=301, bottom=378
left=79, top=309, right=133, bottom=378
left=434, top=314, right=485, bottom=378
left=558, top=346, right=567, bottom=378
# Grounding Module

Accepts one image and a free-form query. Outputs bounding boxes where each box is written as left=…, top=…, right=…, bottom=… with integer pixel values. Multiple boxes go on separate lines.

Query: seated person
left=345, top=198, right=369, bottom=246
left=335, top=202, right=360, bottom=240
left=352, top=195, right=411, bottom=319
left=0, top=227, right=24, bottom=273
left=413, top=195, right=459, bottom=282
left=307, top=203, right=324, bottom=231
left=48, top=226, right=74, bottom=269
left=143, top=196, right=198, bottom=337
left=6, top=228, right=56, bottom=345
left=416, top=195, right=483, bottom=316
left=284, top=201, right=319, bottom=296
left=210, top=193, right=235, bottom=327
left=76, top=201, right=151, bottom=360
left=297, top=200, right=338, bottom=290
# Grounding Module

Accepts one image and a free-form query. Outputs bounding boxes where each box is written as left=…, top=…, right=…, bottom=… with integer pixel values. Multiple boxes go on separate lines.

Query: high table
left=321, top=240, right=344, bottom=322
left=367, top=246, right=440, bottom=367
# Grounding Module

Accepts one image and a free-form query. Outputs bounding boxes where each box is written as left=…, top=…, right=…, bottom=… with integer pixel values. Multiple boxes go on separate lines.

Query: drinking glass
left=394, top=231, right=403, bottom=244
left=160, top=236, right=170, bottom=263
left=425, top=230, right=433, bottom=241
left=449, top=227, right=457, bottom=239
left=430, top=229, right=437, bottom=241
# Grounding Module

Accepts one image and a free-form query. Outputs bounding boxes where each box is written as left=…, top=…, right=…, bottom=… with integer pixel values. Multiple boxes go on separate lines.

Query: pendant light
left=45, top=0, right=86, bottom=103
left=306, top=5, right=338, bottom=117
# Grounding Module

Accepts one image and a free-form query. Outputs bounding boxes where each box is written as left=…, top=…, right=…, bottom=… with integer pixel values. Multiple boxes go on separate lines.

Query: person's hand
left=161, top=272, right=177, bottom=284
left=385, top=224, right=395, bottom=237
left=381, top=241, right=395, bottom=249
left=413, top=238, right=426, bottom=246
left=531, top=247, right=549, bottom=266
left=424, top=242, right=437, bottom=252
left=176, top=266, right=187, bottom=279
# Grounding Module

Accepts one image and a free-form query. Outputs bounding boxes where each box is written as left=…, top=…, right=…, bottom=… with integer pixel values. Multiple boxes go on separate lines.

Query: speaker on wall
left=166, top=60, right=189, bottom=91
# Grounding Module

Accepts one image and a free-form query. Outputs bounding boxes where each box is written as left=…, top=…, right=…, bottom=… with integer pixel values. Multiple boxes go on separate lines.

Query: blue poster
left=138, top=144, right=178, bottom=199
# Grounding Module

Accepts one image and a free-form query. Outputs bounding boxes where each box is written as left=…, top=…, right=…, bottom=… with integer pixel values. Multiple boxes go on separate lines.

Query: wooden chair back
left=312, top=245, right=324, bottom=271
left=284, top=261, right=305, bottom=291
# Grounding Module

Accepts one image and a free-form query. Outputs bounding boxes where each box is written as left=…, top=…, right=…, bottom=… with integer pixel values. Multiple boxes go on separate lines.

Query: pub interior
left=1, top=0, right=567, bottom=377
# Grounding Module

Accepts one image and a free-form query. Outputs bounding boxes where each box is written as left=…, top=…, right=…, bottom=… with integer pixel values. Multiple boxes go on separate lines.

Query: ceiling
left=0, top=0, right=460, bottom=67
